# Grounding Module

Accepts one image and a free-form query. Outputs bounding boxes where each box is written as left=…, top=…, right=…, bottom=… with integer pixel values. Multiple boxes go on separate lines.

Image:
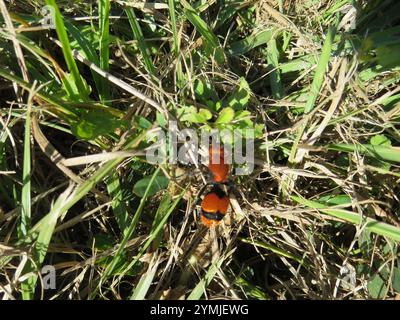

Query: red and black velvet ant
left=197, top=146, right=233, bottom=227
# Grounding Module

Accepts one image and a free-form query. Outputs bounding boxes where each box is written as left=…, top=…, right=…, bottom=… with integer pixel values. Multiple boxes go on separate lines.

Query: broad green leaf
left=93, top=233, right=115, bottom=251
left=198, top=108, right=213, bottom=120
left=156, top=112, right=167, bottom=128
left=393, top=264, right=400, bottom=292
left=368, top=274, right=387, bottom=299
left=194, top=78, right=205, bottom=96
left=194, top=78, right=219, bottom=104
left=376, top=44, right=400, bottom=69
left=370, top=134, right=391, bottom=147
left=70, top=110, right=126, bottom=140
left=133, top=174, right=169, bottom=198
left=234, top=110, right=252, bottom=120
left=180, top=106, right=212, bottom=123
left=215, top=107, right=235, bottom=124
left=134, top=116, right=153, bottom=129
left=224, top=77, right=251, bottom=110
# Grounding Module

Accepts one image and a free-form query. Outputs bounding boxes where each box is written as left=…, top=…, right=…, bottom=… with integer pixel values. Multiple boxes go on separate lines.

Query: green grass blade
left=20, top=99, right=31, bottom=237
left=239, top=237, right=310, bottom=268
left=94, top=186, right=185, bottom=299
left=106, top=173, right=129, bottom=237
left=121, top=189, right=185, bottom=297
left=187, top=256, right=225, bottom=300
left=151, top=193, right=172, bottom=251
left=180, top=0, right=225, bottom=64
left=288, top=26, right=336, bottom=164
left=20, top=88, right=32, bottom=299
left=21, top=185, right=76, bottom=299
left=125, top=8, right=156, bottom=75
left=228, top=29, right=273, bottom=55
left=266, top=36, right=283, bottom=99
left=63, top=20, right=106, bottom=103
left=279, top=54, right=316, bottom=73
left=100, top=168, right=162, bottom=284
left=292, top=195, right=400, bottom=242
left=130, top=255, right=160, bottom=300
left=98, top=0, right=111, bottom=104
left=168, top=0, right=184, bottom=86
left=214, top=0, right=243, bottom=31
left=44, top=0, right=87, bottom=100
left=304, top=27, right=335, bottom=114
left=25, top=130, right=148, bottom=242
left=327, top=143, right=400, bottom=163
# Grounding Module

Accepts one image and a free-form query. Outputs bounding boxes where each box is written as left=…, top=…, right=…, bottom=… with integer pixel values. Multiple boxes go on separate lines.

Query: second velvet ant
left=198, top=145, right=233, bottom=227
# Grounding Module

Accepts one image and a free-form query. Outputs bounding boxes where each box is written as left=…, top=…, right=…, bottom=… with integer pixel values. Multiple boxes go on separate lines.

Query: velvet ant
left=198, top=146, right=233, bottom=227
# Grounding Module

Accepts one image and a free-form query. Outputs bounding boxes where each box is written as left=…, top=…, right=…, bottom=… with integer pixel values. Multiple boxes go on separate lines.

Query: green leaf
left=93, top=233, right=115, bottom=251
left=180, top=106, right=212, bottom=123
left=376, top=44, right=400, bottom=69
left=21, top=103, right=31, bottom=237
left=134, top=116, right=153, bottom=129
left=368, top=274, right=387, bottom=299
left=254, top=124, right=264, bottom=139
left=393, top=264, right=400, bottom=292
left=198, top=108, right=213, bottom=120
left=215, top=107, right=235, bottom=124
left=194, top=78, right=219, bottom=104
left=266, top=36, right=283, bottom=99
left=368, top=135, right=392, bottom=170
left=133, top=174, right=169, bottom=198
left=228, top=29, right=273, bottom=55
left=106, top=173, right=129, bottom=237
left=370, top=134, right=391, bottom=147
left=234, top=110, right=252, bottom=120
left=71, top=110, right=126, bottom=140
left=194, top=78, right=205, bottom=96
left=156, top=112, right=167, bottom=128
left=214, top=0, right=243, bottom=30
left=22, top=186, right=76, bottom=300
left=21, top=99, right=32, bottom=299
left=187, top=256, right=225, bottom=299
left=224, top=77, right=251, bottom=110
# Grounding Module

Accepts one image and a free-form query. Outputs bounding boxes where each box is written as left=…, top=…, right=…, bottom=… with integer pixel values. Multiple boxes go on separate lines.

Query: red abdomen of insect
left=200, top=185, right=230, bottom=227
left=208, top=146, right=230, bottom=183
